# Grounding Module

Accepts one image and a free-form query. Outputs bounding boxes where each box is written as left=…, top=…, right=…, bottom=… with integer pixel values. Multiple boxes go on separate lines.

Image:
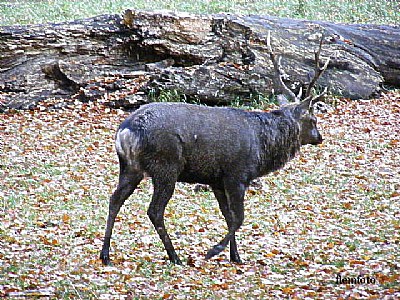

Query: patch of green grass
left=3, top=194, right=23, bottom=210
left=0, top=0, right=398, bottom=26
left=327, top=260, right=346, bottom=268
left=152, top=91, right=276, bottom=110
left=345, top=241, right=359, bottom=252
left=271, top=264, right=285, bottom=274
left=229, top=93, right=276, bottom=110
left=151, top=89, right=188, bottom=103
left=302, top=251, right=315, bottom=260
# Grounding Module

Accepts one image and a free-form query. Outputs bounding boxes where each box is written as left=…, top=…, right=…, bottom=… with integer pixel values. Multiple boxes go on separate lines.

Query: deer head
left=267, top=30, right=329, bottom=146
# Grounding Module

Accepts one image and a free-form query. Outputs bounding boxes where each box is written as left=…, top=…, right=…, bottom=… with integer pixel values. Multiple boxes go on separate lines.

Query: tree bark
left=1, top=10, right=399, bottom=111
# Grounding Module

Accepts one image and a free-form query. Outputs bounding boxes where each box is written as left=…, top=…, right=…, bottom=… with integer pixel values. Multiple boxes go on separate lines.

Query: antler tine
left=303, top=86, right=329, bottom=105
left=296, top=86, right=303, bottom=100
left=266, top=31, right=298, bottom=103
left=304, top=33, right=331, bottom=99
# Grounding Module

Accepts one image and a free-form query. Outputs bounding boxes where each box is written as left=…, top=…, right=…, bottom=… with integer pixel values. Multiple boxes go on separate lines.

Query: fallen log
left=0, top=10, right=399, bottom=111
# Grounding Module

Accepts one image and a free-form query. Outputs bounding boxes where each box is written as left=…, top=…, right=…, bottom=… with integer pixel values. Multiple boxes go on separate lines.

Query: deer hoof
left=100, top=251, right=111, bottom=266
left=205, top=244, right=225, bottom=259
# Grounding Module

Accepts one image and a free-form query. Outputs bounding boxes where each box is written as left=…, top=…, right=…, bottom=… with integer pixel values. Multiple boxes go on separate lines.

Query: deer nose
left=315, top=135, right=323, bottom=145
left=309, top=132, right=323, bottom=145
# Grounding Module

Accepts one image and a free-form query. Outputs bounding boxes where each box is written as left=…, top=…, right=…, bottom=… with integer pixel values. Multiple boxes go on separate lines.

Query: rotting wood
left=0, top=10, right=399, bottom=111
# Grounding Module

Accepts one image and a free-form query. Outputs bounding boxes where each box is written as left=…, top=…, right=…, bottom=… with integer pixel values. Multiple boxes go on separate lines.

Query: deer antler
left=304, top=33, right=331, bottom=100
left=266, top=31, right=298, bottom=103
left=266, top=31, right=330, bottom=104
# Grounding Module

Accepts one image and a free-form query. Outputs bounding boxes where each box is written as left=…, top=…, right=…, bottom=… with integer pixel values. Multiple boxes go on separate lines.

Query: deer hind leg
left=206, top=179, right=245, bottom=262
left=211, top=187, right=243, bottom=263
left=147, top=174, right=181, bottom=264
left=100, top=162, right=143, bottom=265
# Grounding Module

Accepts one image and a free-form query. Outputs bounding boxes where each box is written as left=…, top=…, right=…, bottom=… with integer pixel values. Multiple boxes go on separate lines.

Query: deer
left=100, top=32, right=330, bottom=265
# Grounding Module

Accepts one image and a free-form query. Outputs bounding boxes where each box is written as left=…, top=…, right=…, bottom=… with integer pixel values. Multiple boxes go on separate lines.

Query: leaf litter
left=0, top=92, right=399, bottom=299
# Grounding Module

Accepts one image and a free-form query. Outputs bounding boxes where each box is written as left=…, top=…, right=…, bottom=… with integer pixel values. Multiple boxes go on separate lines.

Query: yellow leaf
left=62, top=214, right=71, bottom=223
left=282, top=287, right=294, bottom=294
left=264, top=252, right=276, bottom=258
left=295, top=260, right=309, bottom=267
left=343, top=202, right=352, bottom=209
left=349, top=260, right=365, bottom=266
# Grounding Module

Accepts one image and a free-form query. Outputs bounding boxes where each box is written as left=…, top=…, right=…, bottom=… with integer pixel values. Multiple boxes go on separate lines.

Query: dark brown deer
left=100, top=32, right=330, bottom=265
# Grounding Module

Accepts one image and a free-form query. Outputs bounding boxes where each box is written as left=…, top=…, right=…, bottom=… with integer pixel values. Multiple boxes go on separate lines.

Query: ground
left=0, top=93, right=399, bottom=299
